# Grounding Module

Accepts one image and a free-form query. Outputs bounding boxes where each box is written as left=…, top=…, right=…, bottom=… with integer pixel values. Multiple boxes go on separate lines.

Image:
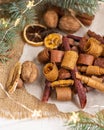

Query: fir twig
left=66, top=112, right=104, bottom=130
left=35, top=0, right=99, bottom=15
left=0, top=0, right=43, bottom=63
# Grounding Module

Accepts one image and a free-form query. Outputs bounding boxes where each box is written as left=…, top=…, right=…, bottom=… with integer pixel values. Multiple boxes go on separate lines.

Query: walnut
left=43, top=10, right=58, bottom=28
left=76, top=13, right=95, bottom=26
left=59, top=15, right=81, bottom=32
left=17, top=78, right=24, bottom=89
left=21, top=61, right=38, bottom=83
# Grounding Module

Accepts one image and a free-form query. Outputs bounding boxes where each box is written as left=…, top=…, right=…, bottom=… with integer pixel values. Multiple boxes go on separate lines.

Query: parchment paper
left=20, top=2, right=104, bottom=115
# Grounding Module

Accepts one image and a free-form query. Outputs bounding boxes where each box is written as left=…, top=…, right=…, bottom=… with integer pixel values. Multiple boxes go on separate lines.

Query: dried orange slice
left=23, top=24, right=47, bottom=46
left=6, top=62, right=21, bottom=94
left=44, top=33, right=62, bottom=49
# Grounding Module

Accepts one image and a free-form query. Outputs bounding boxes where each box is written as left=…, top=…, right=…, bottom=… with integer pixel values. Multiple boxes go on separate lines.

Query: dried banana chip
left=6, top=62, right=21, bottom=94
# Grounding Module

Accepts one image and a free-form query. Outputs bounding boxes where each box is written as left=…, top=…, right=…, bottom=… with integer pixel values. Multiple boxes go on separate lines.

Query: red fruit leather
left=42, top=80, right=51, bottom=102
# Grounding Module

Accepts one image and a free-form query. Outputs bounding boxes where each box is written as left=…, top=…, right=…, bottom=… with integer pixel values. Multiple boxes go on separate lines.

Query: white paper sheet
left=0, top=2, right=104, bottom=130
left=20, top=2, right=104, bottom=114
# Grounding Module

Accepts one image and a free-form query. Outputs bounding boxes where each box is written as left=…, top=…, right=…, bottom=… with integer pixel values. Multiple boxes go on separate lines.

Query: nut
left=76, top=13, right=95, bottom=26
left=59, top=15, right=81, bottom=32
left=21, top=61, right=38, bottom=83
left=43, top=10, right=58, bottom=28
left=37, top=48, right=49, bottom=63
left=17, top=78, right=24, bottom=89
left=6, top=62, right=21, bottom=94
left=77, top=18, right=92, bottom=26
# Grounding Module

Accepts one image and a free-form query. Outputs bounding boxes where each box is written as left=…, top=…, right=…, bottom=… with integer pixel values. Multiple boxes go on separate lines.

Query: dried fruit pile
left=37, top=30, right=104, bottom=108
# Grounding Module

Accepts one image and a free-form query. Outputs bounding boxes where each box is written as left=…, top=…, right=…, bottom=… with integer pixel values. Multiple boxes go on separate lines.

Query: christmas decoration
left=66, top=111, right=104, bottom=130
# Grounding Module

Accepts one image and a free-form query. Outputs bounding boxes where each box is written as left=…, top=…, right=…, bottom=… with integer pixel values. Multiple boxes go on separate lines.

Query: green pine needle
left=0, top=0, right=37, bottom=63
left=66, top=112, right=104, bottom=130
left=8, top=0, right=35, bottom=29
left=35, top=0, right=99, bottom=15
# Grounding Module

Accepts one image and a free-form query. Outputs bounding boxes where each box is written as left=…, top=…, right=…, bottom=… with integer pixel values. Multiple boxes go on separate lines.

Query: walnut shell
left=59, top=15, right=81, bottom=32
left=6, top=62, right=22, bottom=94
left=43, top=10, right=58, bottom=28
left=76, top=13, right=94, bottom=26
left=21, top=61, right=38, bottom=83
left=17, top=78, right=24, bottom=89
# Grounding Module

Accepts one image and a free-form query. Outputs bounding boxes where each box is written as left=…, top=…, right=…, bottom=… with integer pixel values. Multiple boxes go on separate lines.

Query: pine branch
left=8, top=0, right=35, bottom=29
left=69, top=0, right=98, bottom=15
left=66, top=112, right=104, bottom=130
left=0, top=0, right=42, bottom=63
left=35, top=0, right=99, bottom=15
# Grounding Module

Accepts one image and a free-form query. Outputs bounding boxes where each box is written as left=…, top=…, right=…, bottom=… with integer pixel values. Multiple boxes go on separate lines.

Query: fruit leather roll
left=84, top=37, right=103, bottom=57
left=56, top=87, right=72, bottom=101
left=61, top=51, right=78, bottom=70
left=50, top=50, right=64, bottom=63
left=43, top=63, right=59, bottom=81
left=77, top=54, right=94, bottom=65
